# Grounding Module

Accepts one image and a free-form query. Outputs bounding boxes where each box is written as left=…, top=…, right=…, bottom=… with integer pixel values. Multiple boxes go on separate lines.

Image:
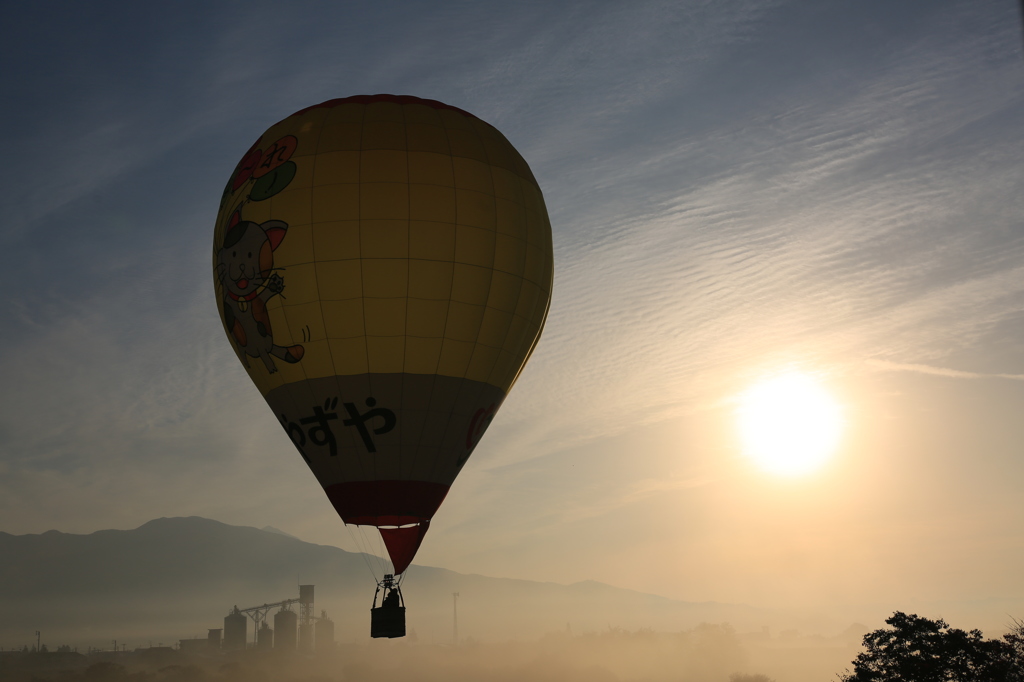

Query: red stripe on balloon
left=325, top=480, right=451, bottom=527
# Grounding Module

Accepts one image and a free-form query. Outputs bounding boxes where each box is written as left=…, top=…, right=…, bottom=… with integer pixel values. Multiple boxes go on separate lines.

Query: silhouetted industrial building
left=223, top=608, right=246, bottom=651
left=274, top=608, right=298, bottom=650
left=257, top=622, right=273, bottom=651
left=298, top=584, right=314, bottom=652
left=178, top=638, right=207, bottom=654
left=207, top=629, right=221, bottom=650
left=220, top=585, right=320, bottom=651
left=315, top=610, right=334, bottom=651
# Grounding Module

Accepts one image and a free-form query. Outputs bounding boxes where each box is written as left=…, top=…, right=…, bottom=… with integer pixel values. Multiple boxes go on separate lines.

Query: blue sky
left=2, top=0, right=1023, bottom=631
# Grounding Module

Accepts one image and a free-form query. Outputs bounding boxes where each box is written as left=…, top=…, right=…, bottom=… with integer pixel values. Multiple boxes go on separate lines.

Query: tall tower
left=452, top=593, right=460, bottom=645
left=298, top=585, right=315, bottom=652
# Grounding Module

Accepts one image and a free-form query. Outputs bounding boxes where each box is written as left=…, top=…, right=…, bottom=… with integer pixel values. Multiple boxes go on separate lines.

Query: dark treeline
left=839, top=612, right=1024, bottom=682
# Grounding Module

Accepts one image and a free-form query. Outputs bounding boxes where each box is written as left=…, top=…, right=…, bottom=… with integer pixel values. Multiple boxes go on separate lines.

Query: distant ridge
left=260, top=525, right=302, bottom=541
left=0, top=517, right=781, bottom=646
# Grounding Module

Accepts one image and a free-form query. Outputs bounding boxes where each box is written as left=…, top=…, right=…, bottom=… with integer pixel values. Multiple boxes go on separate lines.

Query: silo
left=314, top=610, right=335, bottom=652
left=224, top=608, right=247, bottom=650
left=274, top=608, right=298, bottom=650
left=208, top=629, right=222, bottom=650
left=257, top=622, right=274, bottom=651
left=298, top=585, right=315, bottom=652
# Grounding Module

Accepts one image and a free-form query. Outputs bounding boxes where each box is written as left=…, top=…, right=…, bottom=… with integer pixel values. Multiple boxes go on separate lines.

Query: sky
left=1, top=0, right=1023, bottom=634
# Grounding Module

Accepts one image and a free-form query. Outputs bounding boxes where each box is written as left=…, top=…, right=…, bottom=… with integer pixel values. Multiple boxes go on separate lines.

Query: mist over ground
left=0, top=518, right=847, bottom=647
left=7, top=517, right=1018, bottom=682
left=2, top=624, right=868, bottom=682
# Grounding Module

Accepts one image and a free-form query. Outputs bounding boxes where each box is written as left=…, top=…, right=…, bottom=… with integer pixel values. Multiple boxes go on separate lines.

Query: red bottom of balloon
left=378, top=524, right=430, bottom=575
left=326, top=480, right=449, bottom=573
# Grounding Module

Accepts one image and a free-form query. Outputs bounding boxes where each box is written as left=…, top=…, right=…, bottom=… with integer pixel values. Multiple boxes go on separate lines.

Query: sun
left=736, top=372, right=843, bottom=476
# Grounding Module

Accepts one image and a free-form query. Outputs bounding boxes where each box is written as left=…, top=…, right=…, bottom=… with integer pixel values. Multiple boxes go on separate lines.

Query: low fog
left=1, top=623, right=866, bottom=682
left=4, top=517, right=1018, bottom=682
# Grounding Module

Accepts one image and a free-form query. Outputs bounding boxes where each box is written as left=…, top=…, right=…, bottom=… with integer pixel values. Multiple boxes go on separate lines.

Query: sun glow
left=737, top=372, right=843, bottom=476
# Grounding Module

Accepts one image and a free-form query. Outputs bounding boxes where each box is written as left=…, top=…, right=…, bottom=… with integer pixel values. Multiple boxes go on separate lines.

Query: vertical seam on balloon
left=454, top=123, right=506, bottom=470
left=342, top=114, right=376, bottom=469
left=270, top=114, right=326, bottom=486
left=408, top=116, right=441, bottom=490
left=508, top=285, right=550, bottom=391
left=307, top=106, right=365, bottom=480
left=294, top=115, right=326, bottom=386
left=487, top=171, right=527, bottom=388
left=336, top=105, right=374, bottom=480
left=426, top=116, right=465, bottom=485
left=357, top=105, right=378, bottom=494
left=398, top=102, right=411, bottom=484
left=435, top=121, right=454, bottom=379
left=468, top=123, right=509, bottom=462
left=487, top=166, right=524, bottom=387
left=506, top=178, right=551, bottom=392
left=320, top=106, right=371, bottom=486
left=505, top=177, right=534, bottom=390
left=470, top=119, right=503, bottom=387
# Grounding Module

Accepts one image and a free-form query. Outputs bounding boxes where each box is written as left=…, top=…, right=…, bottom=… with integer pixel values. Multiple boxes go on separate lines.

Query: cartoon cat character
left=216, top=218, right=304, bottom=373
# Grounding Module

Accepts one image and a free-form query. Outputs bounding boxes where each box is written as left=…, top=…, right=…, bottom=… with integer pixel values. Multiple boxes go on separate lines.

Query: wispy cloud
left=2, top=1, right=1023, bottom=610
left=867, top=360, right=1024, bottom=381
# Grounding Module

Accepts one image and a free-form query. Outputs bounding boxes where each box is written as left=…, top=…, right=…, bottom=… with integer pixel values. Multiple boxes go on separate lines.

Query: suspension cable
left=345, top=523, right=380, bottom=582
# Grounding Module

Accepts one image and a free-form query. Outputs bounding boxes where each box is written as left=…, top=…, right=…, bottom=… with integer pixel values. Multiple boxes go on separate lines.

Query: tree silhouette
left=1004, top=618, right=1024, bottom=682
left=839, top=612, right=1023, bottom=682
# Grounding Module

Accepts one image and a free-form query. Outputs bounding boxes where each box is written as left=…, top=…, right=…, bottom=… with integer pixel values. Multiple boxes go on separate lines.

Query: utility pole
left=452, top=593, right=460, bottom=645
left=35, top=632, right=40, bottom=653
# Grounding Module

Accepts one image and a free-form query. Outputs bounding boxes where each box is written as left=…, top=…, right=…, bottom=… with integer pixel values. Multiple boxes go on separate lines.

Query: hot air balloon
left=212, top=95, right=553, bottom=638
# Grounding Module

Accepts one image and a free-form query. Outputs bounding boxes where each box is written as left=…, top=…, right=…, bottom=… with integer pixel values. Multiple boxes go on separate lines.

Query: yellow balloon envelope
left=212, top=95, right=553, bottom=573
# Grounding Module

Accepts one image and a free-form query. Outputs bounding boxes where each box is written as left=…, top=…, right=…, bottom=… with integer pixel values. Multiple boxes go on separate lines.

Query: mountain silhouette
left=0, top=517, right=777, bottom=647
